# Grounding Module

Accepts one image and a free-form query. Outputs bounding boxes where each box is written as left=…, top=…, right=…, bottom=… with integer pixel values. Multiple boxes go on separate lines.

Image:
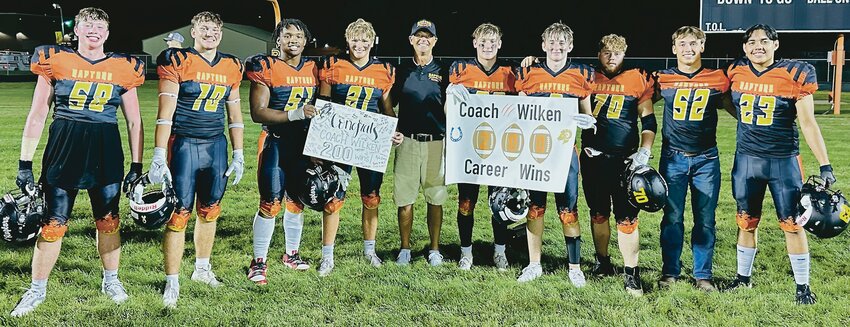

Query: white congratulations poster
left=445, top=93, right=578, bottom=193
left=304, top=100, right=398, bottom=173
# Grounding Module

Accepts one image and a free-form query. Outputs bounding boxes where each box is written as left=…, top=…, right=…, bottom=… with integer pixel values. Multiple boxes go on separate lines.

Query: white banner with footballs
left=445, top=92, right=578, bottom=193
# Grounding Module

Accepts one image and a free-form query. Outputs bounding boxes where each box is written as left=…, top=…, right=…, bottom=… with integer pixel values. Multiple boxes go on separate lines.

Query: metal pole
left=59, top=7, right=64, bottom=36
left=834, top=34, right=844, bottom=115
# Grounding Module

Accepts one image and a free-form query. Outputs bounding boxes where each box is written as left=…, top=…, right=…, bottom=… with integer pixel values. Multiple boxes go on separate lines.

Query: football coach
left=391, top=19, right=449, bottom=266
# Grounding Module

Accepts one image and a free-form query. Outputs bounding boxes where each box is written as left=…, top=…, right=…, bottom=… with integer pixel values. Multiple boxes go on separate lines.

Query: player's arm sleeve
left=127, top=56, right=146, bottom=90
left=795, top=62, right=818, bottom=99
left=156, top=49, right=182, bottom=84
left=448, top=60, right=462, bottom=84
left=29, top=46, right=56, bottom=81
left=638, top=70, right=656, bottom=104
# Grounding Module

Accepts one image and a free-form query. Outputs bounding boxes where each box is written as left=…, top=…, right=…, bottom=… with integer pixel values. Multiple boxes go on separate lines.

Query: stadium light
left=52, top=3, right=65, bottom=37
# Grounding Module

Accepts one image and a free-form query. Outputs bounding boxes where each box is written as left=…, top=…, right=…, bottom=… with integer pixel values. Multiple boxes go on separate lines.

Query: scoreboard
left=700, top=0, right=850, bottom=33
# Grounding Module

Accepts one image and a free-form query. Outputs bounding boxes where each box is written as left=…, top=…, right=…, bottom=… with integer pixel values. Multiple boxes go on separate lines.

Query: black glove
left=16, top=160, right=35, bottom=195
left=820, top=164, right=836, bottom=187
left=123, top=162, right=143, bottom=194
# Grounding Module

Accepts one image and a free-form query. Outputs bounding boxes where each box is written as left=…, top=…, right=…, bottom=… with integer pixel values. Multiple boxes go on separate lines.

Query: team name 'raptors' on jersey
left=449, top=58, right=517, bottom=95
left=157, top=47, right=244, bottom=139
left=320, top=55, right=394, bottom=113
left=246, top=54, right=318, bottom=138
left=655, top=67, right=730, bottom=153
left=727, top=58, right=817, bottom=158
left=30, top=45, right=145, bottom=124
left=583, top=68, right=655, bottom=156
left=515, top=61, right=593, bottom=98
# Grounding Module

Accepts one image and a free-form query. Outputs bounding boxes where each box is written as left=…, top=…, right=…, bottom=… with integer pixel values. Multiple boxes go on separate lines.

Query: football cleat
left=795, top=284, right=817, bottom=305
left=191, top=266, right=222, bottom=288
left=248, top=258, right=268, bottom=285
left=493, top=251, right=509, bottom=271
left=282, top=252, right=309, bottom=271
left=10, top=288, right=45, bottom=317
left=458, top=256, right=473, bottom=271
left=591, top=256, right=617, bottom=276
left=364, top=252, right=383, bottom=267
left=101, top=280, right=129, bottom=304
left=318, top=258, right=335, bottom=277
left=726, top=274, right=753, bottom=291
left=427, top=251, right=443, bottom=267
left=396, top=250, right=411, bottom=266
left=624, top=275, right=643, bottom=297
left=517, top=264, right=543, bottom=283
left=162, top=281, right=179, bottom=309
left=568, top=269, right=587, bottom=288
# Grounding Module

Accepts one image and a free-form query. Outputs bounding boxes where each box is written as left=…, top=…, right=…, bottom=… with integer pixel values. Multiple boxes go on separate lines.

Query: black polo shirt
left=392, top=57, right=449, bottom=136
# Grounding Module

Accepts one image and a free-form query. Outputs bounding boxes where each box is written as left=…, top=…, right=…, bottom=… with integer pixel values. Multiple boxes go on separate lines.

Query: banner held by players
left=304, top=99, right=398, bottom=173
left=446, top=93, right=578, bottom=193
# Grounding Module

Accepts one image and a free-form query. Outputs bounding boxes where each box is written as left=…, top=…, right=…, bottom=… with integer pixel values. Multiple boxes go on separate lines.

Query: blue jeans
left=659, top=146, right=720, bottom=280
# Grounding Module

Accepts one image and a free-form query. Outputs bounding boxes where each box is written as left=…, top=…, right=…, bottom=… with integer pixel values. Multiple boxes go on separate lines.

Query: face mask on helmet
left=1, top=187, right=44, bottom=243
left=128, top=173, right=179, bottom=230
left=797, top=176, right=849, bottom=239
left=624, top=165, right=668, bottom=212
left=299, top=164, right=345, bottom=212
left=490, top=187, right=530, bottom=223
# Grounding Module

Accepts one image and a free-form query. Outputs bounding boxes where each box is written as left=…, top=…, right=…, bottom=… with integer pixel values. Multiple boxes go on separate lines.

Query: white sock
left=461, top=246, right=473, bottom=258
left=103, top=269, right=119, bottom=283
left=31, top=278, right=47, bottom=292
left=252, top=212, right=275, bottom=259
left=736, top=245, right=757, bottom=277
left=494, top=244, right=506, bottom=254
left=789, top=253, right=811, bottom=285
left=364, top=240, right=376, bottom=254
left=322, top=244, right=335, bottom=260
left=195, top=258, right=210, bottom=271
left=399, top=248, right=411, bottom=256
left=527, top=261, right=540, bottom=267
left=165, top=274, right=179, bottom=286
left=283, top=210, right=303, bottom=255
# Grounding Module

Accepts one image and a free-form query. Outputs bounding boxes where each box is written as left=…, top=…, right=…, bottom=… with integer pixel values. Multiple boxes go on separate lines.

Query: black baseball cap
left=410, top=19, right=436, bottom=37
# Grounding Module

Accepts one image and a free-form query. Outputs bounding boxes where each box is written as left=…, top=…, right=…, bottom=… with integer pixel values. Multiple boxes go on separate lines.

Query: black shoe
left=658, top=275, right=678, bottom=289
left=591, top=255, right=617, bottom=276
left=795, top=284, right=817, bottom=305
left=623, top=266, right=643, bottom=296
left=726, top=274, right=752, bottom=291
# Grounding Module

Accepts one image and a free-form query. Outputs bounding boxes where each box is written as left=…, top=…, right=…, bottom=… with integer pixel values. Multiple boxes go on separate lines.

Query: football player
left=726, top=24, right=835, bottom=305
left=316, top=18, right=403, bottom=276
left=246, top=19, right=318, bottom=285
left=445, top=23, right=517, bottom=271
left=514, top=23, right=596, bottom=285
left=151, top=11, right=245, bottom=308
left=653, top=26, right=732, bottom=292
left=11, top=7, right=144, bottom=317
left=582, top=34, right=656, bottom=296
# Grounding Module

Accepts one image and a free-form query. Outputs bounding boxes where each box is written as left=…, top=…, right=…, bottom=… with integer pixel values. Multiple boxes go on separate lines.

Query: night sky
left=4, top=0, right=844, bottom=58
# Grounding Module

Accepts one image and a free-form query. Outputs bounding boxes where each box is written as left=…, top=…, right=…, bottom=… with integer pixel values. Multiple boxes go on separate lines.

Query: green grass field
left=1, top=81, right=849, bottom=326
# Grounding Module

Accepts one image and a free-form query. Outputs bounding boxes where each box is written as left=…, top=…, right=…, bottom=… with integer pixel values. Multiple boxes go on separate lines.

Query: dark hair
left=273, top=18, right=312, bottom=44
left=742, top=24, right=778, bottom=43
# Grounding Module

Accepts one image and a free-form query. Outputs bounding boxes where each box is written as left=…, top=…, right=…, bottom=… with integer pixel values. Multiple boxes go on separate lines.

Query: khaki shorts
left=393, top=137, right=447, bottom=206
